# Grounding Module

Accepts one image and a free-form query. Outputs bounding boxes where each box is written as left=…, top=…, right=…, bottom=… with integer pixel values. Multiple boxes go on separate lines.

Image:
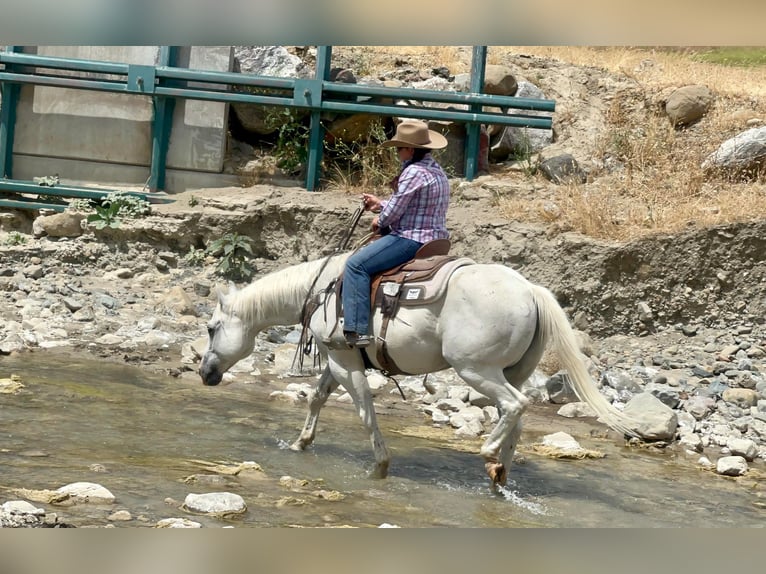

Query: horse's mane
left=231, top=251, right=351, bottom=326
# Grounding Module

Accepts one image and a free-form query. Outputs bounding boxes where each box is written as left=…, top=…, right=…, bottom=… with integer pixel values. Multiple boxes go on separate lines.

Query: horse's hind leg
left=453, top=366, right=529, bottom=488
left=290, top=366, right=339, bottom=451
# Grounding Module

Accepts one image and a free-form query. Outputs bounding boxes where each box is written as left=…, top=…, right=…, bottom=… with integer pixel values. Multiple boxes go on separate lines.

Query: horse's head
left=199, top=284, right=258, bottom=386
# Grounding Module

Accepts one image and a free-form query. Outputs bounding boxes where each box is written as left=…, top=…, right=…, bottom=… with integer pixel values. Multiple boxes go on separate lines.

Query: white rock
left=156, top=517, right=203, bottom=528
left=727, top=437, right=759, bottom=461
left=56, top=482, right=116, bottom=504
left=182, top=492, right=246, bottom=515
left=1, top=500, right=46, bottom=516
left=557, top=401, right=597, bottom=418
left=715, top=455, right=748, bottom=476
left=542, top=431, right=583, bottom=453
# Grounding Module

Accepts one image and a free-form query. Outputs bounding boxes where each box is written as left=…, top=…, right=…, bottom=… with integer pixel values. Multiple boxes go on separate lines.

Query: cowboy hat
left=381, top=119, right=448, bottom=150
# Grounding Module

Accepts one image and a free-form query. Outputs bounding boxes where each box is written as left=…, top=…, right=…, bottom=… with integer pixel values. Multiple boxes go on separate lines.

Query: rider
left=342, top=119, right=451, bottom=348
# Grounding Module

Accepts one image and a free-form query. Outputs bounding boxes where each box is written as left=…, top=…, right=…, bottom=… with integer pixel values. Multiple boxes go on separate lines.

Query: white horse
left=199, top=251, right=640, bottom=487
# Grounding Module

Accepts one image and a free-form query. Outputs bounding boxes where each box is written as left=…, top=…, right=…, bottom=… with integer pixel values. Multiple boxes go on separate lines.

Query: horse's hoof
left=289, top=441, right=306, bottom=452
left=369, top=461, right=389, bottom=479
left=485, top=461, right=507, bottom=486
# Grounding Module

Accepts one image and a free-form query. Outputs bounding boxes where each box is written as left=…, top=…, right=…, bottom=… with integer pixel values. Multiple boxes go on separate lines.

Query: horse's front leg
left=328, top=354, right=390, bottom=478
left=290, top=366, right=339, bottom=451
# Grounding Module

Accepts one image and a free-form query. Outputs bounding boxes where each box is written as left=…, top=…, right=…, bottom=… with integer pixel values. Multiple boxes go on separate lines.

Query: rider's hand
left=371, top=215, right=380, bottom=232
left=362, top=193, right=382, bottom=213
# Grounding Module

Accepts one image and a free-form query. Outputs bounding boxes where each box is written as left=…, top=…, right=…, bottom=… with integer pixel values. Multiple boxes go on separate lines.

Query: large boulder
left=230, top=46, right=312, bottom=136
left=702, top=126, right=766, bottom=175
left=488, top=81, right=554, bottom=162
left=483, top=64, right=518, bottom=96
left=664, top=85, right=714, bottom=127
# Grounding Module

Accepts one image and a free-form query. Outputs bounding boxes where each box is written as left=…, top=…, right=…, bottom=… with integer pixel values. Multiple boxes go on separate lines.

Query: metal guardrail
left=0, top=179, right=174, bottom=212
left=0, top=46, right=555, bottom=211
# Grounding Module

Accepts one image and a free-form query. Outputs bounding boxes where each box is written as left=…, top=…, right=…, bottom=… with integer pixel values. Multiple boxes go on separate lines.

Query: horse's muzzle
left=199, top=352, right=223, bottom=386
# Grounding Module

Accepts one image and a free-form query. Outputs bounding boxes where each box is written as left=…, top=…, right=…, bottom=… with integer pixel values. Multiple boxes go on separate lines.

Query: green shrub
left=2, top=231, right=28, bottom=246
left=205, top=233, right=255, bottom=281
left=87, top=191, right=151, bottom=229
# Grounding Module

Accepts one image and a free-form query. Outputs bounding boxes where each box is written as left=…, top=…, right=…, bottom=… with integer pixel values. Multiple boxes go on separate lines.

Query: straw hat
left=380, top=119, right=448, bottom=150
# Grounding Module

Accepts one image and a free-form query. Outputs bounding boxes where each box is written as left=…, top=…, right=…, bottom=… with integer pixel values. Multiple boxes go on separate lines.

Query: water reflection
left=1, top=351, right=763, bottom=527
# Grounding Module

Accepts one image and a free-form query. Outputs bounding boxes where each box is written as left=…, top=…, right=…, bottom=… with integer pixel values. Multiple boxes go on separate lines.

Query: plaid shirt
left=378, top=154, right=450, bottom=243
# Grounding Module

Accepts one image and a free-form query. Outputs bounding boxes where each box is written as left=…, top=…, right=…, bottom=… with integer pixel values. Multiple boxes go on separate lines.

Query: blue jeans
left=342, top=234, right=422, bottom=334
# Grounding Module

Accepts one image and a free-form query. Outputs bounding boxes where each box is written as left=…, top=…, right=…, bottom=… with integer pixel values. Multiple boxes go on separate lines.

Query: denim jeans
left=342, top=234, right=422, bottom=334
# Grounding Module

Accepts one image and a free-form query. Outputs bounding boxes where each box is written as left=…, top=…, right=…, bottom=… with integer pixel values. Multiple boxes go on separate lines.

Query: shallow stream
left=1, top=352, right=763, bottom=527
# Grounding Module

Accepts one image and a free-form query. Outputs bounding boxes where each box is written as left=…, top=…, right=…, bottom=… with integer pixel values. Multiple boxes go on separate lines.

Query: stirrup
left=344, top=332, right=372, bottom=348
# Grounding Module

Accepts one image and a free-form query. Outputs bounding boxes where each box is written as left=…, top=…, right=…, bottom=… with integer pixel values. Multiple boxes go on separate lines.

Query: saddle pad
left=376, top=257, right=475, bottom=307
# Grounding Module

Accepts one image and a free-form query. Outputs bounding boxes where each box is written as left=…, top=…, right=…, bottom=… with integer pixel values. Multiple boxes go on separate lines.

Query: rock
left=679, top=431, right=703, bottom=453
left=622, top=392, right=678, bottom=441
left=664, top=85, right=713, bottom=127
left=702, top=126, right=766, bottom=174
left=483, top=64, right=518, bottom=96
left=722, top=388, right=758, bottom=409
left=0, top=500, right=47, bottom=528
left=55, top=482, right=116, bottom=504
left=542, top=431, right=583, bottom=453
left=727, top=437, right=759, bottom=461
left=182, top=492, right=247, bottom=516
left=156, top=517, right=203, bottom=528
left=488, top=81, right=553, bottom=161
left=715, top=455, right=748, bottom=476
left=230, top=46, right=311, bottom=136
left=557, top=401, right=597, bottom=418
left=156, top=286, right=197, bottom=317
left=546, top=372, right=578, bottom=404
left=32, top=211, right=86, bottom=238
left=539, top=154, right=586, bottom=185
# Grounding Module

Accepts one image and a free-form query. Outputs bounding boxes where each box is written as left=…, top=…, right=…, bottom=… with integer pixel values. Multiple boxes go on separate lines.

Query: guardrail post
left=464, top=46, right=488, bottom=181
left=0, top=46, right=22, bottom=179
left=305, top=46, right=332, bottom=191
left=148, top=46, right=178, bottom=192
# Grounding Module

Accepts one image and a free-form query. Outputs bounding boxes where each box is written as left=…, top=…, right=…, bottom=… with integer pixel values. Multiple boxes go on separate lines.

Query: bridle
left=291, top=200, right=368, bottom=372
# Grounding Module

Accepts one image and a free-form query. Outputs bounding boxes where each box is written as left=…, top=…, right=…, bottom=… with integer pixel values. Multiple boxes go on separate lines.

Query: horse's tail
left=529, top=282, right=641, bottom=438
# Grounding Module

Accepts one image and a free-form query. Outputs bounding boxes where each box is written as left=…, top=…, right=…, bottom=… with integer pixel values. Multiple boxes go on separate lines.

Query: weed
left=87, top=202, right=121, bottom=229
left=2, top=231, right=28, bottom=246
left=86, top=191, right=151, bottom=229
left=183, top=245, right=206, bottom=267
left=266, top=107, right=310, bottom=175
left=66, top=198, right=94, bottom=213
left=188, top=195, right=199, bottom=207
left=510, top=130, right=538, bottom=177
left=324, top=119, right=397, bottom=190
left=205, top=232, right=255, bottom=281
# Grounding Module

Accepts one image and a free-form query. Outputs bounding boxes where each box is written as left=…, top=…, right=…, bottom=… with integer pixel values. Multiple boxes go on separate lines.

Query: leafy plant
left=183, top=245, right=206, bottom=267
left=2, top=231, right=28, bottom=246
left=66, top=198, right=94, bottom=213
left=87, top=202, right=122, bottom=229
left=188, top=195, right=199, bottom=207
left=510, top=130, right=538, bottom=177
left=205, top=233, right=255, bottom=281
left=266, top=107, right=310, bottom=175
left=86, top=191, right=151, bottom=229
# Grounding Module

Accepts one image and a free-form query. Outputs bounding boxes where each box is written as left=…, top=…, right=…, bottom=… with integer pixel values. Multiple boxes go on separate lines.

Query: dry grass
left=489, top=46, right=766, bottom=97
left=334, top=47, right=766, bottom=241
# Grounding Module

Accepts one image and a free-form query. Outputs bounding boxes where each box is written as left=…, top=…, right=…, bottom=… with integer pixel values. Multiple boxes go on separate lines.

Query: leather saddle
left=321, top=238, right=475, bottom=375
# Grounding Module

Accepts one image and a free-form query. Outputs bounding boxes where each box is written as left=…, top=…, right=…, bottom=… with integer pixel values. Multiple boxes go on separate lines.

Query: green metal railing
left=0, top=45, right=555, bottom=211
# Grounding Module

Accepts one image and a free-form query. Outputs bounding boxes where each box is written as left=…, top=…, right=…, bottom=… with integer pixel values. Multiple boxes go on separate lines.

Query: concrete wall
left=11, top=46, right=236, bottom=192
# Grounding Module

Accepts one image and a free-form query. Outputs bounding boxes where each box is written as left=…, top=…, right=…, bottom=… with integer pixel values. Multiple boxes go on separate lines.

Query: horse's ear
left=216, top=283, right=239, bottom=308
left=215, top=285, right=230, bottom=307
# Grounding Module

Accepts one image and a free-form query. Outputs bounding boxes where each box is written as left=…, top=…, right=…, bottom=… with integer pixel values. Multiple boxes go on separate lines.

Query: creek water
left=1, top=351, right=763, bottom=528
